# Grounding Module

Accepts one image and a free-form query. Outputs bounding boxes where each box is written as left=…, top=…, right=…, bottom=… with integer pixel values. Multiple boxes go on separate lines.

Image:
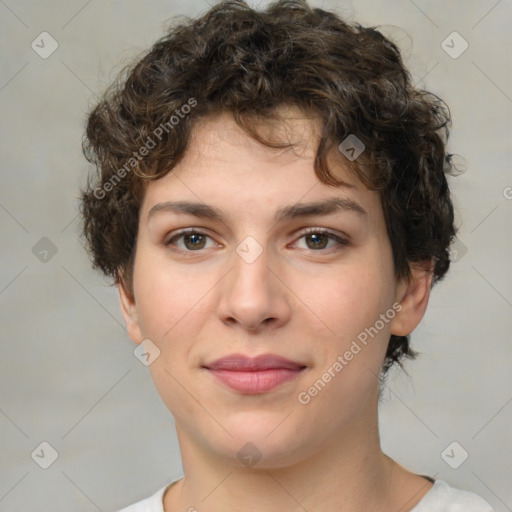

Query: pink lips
left=204, top=354, right=306, bottom=394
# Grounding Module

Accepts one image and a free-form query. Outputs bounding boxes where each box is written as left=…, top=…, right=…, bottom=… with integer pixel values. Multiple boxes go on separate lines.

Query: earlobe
left=117, top=277, right=143, bottom=344
left=390, top=261, right=433, bottom=337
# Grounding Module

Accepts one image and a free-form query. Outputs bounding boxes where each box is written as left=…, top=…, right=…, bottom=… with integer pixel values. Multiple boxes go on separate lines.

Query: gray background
left=0, top=0, right=511, bottom=511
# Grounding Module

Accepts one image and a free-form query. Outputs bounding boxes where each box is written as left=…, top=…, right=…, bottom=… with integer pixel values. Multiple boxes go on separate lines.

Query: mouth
left=203, top=353, right=307, bottom=394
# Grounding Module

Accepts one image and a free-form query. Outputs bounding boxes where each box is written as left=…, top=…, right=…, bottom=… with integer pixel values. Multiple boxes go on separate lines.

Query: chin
left=207, top=416, right=313, bottom=470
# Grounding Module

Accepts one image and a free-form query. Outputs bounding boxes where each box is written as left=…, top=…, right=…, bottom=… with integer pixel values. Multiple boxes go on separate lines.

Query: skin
left=119, top=108, right=434, bottom=512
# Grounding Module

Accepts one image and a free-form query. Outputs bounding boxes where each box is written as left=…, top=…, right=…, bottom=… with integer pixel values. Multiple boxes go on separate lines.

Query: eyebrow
left=147, top=197, right=367, bottom=223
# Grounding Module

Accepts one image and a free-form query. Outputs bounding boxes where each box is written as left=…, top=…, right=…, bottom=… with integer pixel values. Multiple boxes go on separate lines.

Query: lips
left=203, top=354, right=307, bottom=394
left=205, top=353, right=306, bottom=372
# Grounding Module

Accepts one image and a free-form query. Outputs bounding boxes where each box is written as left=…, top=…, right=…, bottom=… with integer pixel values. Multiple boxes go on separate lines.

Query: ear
left=118, top=277, right=143, bottom=345
left=390, top=260, right=434, bottom=336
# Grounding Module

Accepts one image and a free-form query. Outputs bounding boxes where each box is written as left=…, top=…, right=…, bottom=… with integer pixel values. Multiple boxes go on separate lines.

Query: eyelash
left=164, top=227, right=349, bottom=253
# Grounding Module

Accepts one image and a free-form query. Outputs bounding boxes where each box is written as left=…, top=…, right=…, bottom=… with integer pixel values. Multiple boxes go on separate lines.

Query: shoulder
left=116, top=482, right=175, bottom=512
left=412, top=480, right=494, bottom=512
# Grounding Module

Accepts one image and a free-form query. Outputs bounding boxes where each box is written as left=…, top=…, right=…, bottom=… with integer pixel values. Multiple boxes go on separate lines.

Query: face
left=119, top=109, right=429, bottom=468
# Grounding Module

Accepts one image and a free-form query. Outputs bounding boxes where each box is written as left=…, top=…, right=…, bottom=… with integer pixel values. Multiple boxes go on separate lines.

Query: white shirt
left=117, top=478, right=494, bottom=511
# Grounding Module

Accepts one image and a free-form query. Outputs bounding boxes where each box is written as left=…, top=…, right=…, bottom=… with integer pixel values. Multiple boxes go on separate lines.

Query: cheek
left=303, top=261, right=393, bottom=337
left=132, top=251, right=211, bottom=415
left=300, top=257, right=397, bottom=391
left=132, top=246, right=212, bottom=340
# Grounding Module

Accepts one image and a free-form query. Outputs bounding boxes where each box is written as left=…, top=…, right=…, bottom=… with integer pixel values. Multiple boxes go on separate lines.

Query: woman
left=79, top=1, right=494, bottom=510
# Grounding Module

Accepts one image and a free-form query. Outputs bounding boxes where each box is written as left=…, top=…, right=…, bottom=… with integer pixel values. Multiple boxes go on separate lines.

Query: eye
left=164, top=227, right=349, bottom=253
left=165, top=229, right=217, bottom=251
left=293, top=228, right=349, bottom=251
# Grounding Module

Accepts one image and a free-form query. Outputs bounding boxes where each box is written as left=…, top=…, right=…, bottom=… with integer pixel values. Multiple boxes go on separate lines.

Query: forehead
left=184, top=108, right=326, bottom=171
left=139, top=109, right=381, bottom=226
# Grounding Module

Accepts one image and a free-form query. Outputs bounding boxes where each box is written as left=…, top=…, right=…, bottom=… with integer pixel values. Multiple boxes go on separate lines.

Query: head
left=80, top=0, right=456, bottom=465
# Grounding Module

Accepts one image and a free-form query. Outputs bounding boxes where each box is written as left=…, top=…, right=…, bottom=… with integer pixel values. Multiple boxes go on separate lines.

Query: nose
left=216, top=241, right=292, bottom=333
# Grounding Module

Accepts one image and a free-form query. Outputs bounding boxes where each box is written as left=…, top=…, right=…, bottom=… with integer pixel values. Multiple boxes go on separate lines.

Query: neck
left=164, top=404, right=431, bottom=512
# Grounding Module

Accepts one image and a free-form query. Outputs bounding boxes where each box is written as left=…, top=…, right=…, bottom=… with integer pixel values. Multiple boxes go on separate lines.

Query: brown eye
left=304, top=232, right=329, bottom=250
left=294, top=228, right=349, bottom=251
left=165, top=230, right=216, bottom=251
left=182, top=233, right=206, bottom=250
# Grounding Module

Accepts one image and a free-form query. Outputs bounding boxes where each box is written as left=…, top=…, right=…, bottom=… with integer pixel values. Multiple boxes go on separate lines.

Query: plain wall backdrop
left=0, top=0, right=511, bottom=511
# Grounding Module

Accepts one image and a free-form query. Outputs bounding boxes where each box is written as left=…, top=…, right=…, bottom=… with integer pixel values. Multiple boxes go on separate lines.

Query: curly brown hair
left=79, top=0, right=456, bottom=373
